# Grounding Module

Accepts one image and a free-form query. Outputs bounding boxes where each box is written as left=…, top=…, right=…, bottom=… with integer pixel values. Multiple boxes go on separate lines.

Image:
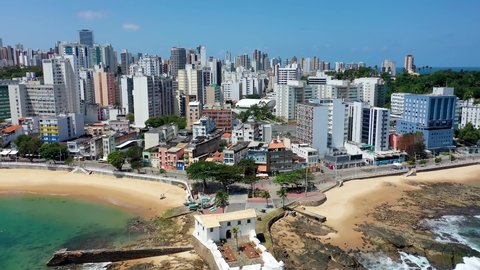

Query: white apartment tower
left=42, top=56, right=81, bottom=114
left=133, top=75, right=173, bottom=128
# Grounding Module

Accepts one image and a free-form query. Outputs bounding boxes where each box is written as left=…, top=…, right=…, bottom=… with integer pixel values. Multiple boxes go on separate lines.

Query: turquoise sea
left=0, top=195, right=141, bottom=270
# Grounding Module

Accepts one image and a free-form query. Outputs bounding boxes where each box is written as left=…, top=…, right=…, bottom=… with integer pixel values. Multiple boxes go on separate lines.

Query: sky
left=1, top=0, right=479, bottom=67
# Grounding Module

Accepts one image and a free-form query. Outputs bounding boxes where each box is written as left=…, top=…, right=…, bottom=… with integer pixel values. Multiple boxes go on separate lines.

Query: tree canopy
left=145, top=115, right=186, bottom=129
left=237, top=104, right=276, bottom=123
left=274, top=168, right=313, bottom=186
left=187, top=161, right=243, bottom=190
left=107, top=151, right=126, bottom=170
left=39, top=143, right=68, bottom=161
left=456, top=123, right=480, bottom=146
left=214, top=191, right=229, bottom=212
left=15, top=135, right=43, bottom=161
left=326, top=66, right=379, bottom=80
left=0, top=66, right=43, bottom=80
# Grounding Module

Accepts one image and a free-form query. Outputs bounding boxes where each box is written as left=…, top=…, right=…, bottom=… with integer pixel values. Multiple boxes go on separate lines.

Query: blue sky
left=1, top=0, right=479, bottom=67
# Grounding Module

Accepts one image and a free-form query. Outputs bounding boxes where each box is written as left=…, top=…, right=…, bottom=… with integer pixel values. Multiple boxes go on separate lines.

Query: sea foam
left=454, top=257, right=480, bottom=270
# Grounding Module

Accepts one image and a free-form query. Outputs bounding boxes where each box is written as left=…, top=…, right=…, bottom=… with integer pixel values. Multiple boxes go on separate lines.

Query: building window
left=247, top=219, right=251, bottom=224
left=210, top=228, right=213, bottom=232
left=227, top=222, right=231, bottom=226
left=238, top=220, right=241, bottom=225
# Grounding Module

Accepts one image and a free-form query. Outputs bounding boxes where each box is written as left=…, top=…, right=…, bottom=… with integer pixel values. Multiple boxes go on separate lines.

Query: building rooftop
left=235, top=99, right=275, bottom=109
left=2, top=125, right=22, bottom=134
left=194, top=209, right=257, bottom=229
left=268, top=139, right=286, bottom=150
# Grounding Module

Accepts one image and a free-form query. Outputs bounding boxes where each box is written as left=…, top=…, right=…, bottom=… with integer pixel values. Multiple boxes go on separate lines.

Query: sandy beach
left=306, top=165, right=480, bottom=250
left=0, top=169, right=187, bottom=217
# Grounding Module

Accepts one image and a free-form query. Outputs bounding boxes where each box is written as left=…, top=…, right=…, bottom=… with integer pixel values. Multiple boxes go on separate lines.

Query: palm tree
left=214, top=190, right=229, bottom=213
left=261, top=191, right=271, bottom=208
left=231, top=227, right=240, bottom=252
left=277, top=188, right=287, bottom=209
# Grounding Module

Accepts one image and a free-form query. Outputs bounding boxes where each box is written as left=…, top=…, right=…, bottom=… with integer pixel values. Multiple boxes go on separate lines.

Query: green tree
left=15, top=135, right=42, bottom=162
left=214, top=190, right=229, bottom=213
left=211, top=164, right=243, bottom=189
left=243, top=175, right=259, bottom=195
left=108, top=151, right=126, bottom=170
left=277, top=188, right=288, bottom=209
left=186, top=161, right=218, bottom=190
left=260, top=191, right=271, bottom=207
left=130, top=160, right=142, bottom=172
left=238, top=158, right=257, bottom=177
left=231, top=227, right=240, bottom=251
left=126, top=113, right=135, bottom=123
left=145, top=115, right=186, bottom=129
left=126, top=146, right=143, bottom=163
left=435, top=157, right=442, bottom=163
left=274, top=169, right=313, bottom=187
left=39, top=143, right=68, bottom=161
left=65, top=156, right=74, bottom=166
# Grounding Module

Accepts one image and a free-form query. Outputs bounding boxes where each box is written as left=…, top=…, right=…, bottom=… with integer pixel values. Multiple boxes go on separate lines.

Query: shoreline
left=0, top=169, right=187, bottom=217
left=305, top=164, right=480, bottom=250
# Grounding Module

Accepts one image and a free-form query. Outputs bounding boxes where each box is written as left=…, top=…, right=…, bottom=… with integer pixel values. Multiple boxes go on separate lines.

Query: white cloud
left=122, top=23, right=140, bottom=31
left=77, top=10, right=107, bottom=20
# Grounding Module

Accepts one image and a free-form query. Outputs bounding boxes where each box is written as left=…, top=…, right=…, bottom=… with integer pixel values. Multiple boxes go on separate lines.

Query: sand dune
left=0, top=169, right=187, bottom=217
left=305, top=165, right=480, bottom=249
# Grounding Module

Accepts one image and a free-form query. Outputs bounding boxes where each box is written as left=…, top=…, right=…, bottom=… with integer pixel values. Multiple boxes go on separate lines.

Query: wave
left=455, top=257, right=480, bottom=270
left=422, top=215, right=480, bottom=252
left=357, top=251, right=434, bottom=270
left=81, top=262, right=111, bottom=269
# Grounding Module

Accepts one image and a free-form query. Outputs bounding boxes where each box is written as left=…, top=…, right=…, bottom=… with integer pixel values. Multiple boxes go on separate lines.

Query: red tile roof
left=3, top=125, right=22, bottom=133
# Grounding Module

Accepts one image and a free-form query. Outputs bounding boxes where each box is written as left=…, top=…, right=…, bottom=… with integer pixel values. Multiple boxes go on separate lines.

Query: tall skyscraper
left=348, top=102, right=390, bottom=152
left=120, top=50, right=133, bottom=75
left=94, top=68, right=117, bottom=106
left=198, top=45, right=207, bottom=67
left=170, top=47, right=187, bottom=77
left=404, top=54, right=416, bottom=74
left=133, top=75, right=173, bottom=127
left=79, top=29, right=94, bottom=47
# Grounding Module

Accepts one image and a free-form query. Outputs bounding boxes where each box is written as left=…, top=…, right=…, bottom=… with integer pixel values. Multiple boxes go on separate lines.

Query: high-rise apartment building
left=404, top=54, right=416, bottom=74
left=120, top=75, right=134, bottom=114
left=137, top=55, right=162, bottom=76
left=296, top=99, right=347, bottom=156
left=120, top=50, right=133, bottom=75
left=382, top=59, right=396, bottom=76
left=132, top=75, right=173, bottom=128
left=276, top=64, right=301, bottom=84
left=348, top=102, right=390, bottom=152
left=391, top=93, right=408, bottom=116
left=79, top=29, right=94, bottom=47
left=8, top=82, right=68, bottom=124
left=354, top=77, right=386, bottom=107
left=177, top=65, right=203, bottom=103
left=79, top=69, right=95, bottom=104
left=187, top=101, right=202, bottom=130
left=42, top=56, right=81, bottom=114
left=459, top=98, right=480, bottom=129
left=94, top=69, right=117, bottom=106
left=170, top=47, right=187, bottom=77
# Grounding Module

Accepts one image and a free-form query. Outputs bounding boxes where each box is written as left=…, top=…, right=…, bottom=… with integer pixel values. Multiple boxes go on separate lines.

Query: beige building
left=186, top=101, right=202, bottom=130
left=94, top=69, right=117, bottom=106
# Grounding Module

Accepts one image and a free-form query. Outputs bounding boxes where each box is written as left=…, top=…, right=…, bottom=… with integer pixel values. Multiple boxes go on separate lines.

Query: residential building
left=348, top=102, right=390, bottom=152
left=354, top=77, right=386, bottom=107
left=120, top=50, right=133, bottom=75
left=192, top=117, right=216, bottom=140
left=158, top=142, right=188, bottom=170
left=202, top=105, right=233, bottom=132
left=291, top=143, right=319, bottom=166
left=178, top=65, right=203, bottom=103
left=94, top=68, right=117, bottom=106
left=39, top=113, right=84, bottom=143
left=187, top=101, right=202, bottom=130
left=79, top=68, right=95, bottom=104
left=267, top=138, right=293, bottom=173
left=184, top=129, right=222, bottom=165
left=396, top=88, right=456, bottom=150
left=382, top=59, right=396, bottom=76
left=276, top=64, right=301, bottom=84
left=404, top=54, right=416, bottom=74
left=144, top=123, right=178, bottom=149
left=8, top=82, right=68, bottom=125
left=132, top=75, right=173, bottom=128
left=43, top=56, right=81, bottom=114
left=274, top=80, right=312, bottom=121
left=137, top=55, right=162, bottom=76
left=223, top=141, right=249, bottom=165
left=296, top=99, right=347, bottom=156
left=391, top=93, right=407, bottom=116
left=222, top=80, right=241, bottom=101
left=231, top=117, right=272, bottom=144
left=460, top=98, right=480, bottom=129
left=1, top=125, right=24, bottom=146
left=0, top=84, right=10, bottom=120
left=120, top=75, right=134, bottom=114
left=170, top=47, right=186, bottom=77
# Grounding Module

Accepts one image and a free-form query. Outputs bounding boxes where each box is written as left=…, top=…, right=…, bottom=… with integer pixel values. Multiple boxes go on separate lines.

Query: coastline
left=305, top=165, right=480, bottom=250
left=0, top=169, right=187, bottom=217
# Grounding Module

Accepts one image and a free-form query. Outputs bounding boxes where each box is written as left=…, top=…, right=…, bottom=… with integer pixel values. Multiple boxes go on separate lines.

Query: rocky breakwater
left=358, top=181, right=480, bottom=269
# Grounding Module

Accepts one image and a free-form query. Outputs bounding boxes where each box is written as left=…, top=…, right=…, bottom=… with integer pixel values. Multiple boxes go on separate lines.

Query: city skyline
left=1, top=0, right=479, bottom=67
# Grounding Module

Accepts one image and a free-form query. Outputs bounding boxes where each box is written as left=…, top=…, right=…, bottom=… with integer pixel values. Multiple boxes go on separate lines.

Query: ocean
left=358, top=215, right=480, bottom=269
left=394, top=66, right=480, bottom=75
left=0, top=195, right=141, bottom=270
